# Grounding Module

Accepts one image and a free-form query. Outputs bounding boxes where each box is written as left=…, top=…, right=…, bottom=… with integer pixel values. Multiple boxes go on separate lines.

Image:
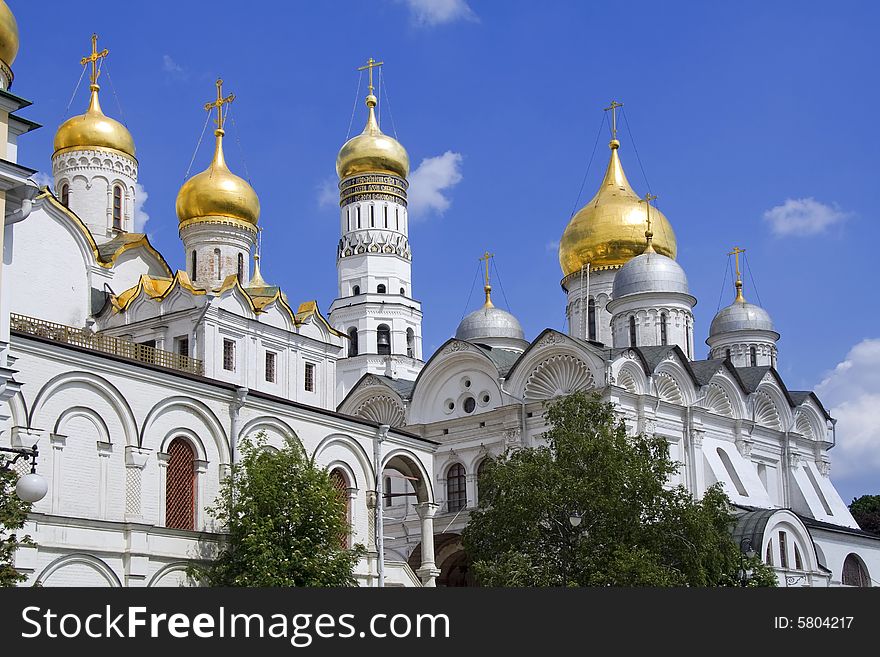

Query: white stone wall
left=708, top=330, right=778, bottom=368
left=563, top=268, right=615, bottom=345
left=2, top=335, right=436, bottom=587
left=52, top=149, right=138, bottom=242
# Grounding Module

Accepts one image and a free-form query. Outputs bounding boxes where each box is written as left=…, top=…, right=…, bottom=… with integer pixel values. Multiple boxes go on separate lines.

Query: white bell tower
left=329, top=58, right=423, bottom=402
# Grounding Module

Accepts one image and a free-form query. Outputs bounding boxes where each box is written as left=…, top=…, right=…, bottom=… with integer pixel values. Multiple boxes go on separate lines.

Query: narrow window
left=223, top=339, right=235, bottom=372
left=237, top=253, right=244, bottom=281
left=165, top=438, right=195, bottom=530
left=686, top=321, right=692, bottom=358
left=384, top=205, right=388, bottom=228
left=370, top=205, right=375, bottom=227
left=726, top=348, right=731, bottom=360
left=352, top=285, right=360, bottom=296
left=778, top=531, right=788, bottom=569
left=447, top=464, right=467, bottom=512
left=406, top=327, right=415, bottom=358
left=476, top=459, right=490, bottom=502
left=191, top=250, right=198, bottom=278
left=384, top=475, right=392, bottom=508
left=660, top=312, right=668, bottom=345
left=377, top=284, right=386, bottom=294
left=395, top=207, right=399, bottom=230
left=842, top=554, right=870, bottom=587
left=750, top=346, right=757, bottom=367
left=214, top=248, right=222, bottom=280
left=794, top=544, right=803, bottom=571
left=175, top=336, right=189, bottom=357
left=61, top=183, right=70, bottom=207
left=629, top=316, right=637, bottom=347
left=765, top=540, right=773, bottom=566
left=348, top=327, right=359, bottom=357
left=377, top=324, right=391, bottom=356
left=265, top=351, right=276, bottom=383
left=304, top=362, right=315, bottom=392
left=112, top=185, right=123, bottom=230
left=329, top=468, right=350, bottom=549
left=587, top=298, right=596, bottom=341
left=356, top=206, right=361, bottom=229
left=347, top=208, right=351, bottom=232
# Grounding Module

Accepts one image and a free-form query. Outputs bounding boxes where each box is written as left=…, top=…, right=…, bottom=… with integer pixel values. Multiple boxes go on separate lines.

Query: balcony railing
left=10, top=313, right=204, bottom=376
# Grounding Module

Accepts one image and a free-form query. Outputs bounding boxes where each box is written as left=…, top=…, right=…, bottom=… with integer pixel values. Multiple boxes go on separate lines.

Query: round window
left=463, top=397, right=476, bottom=413
left=464, top=378, right=471, bottom=388
left=481, top=393, right=490, bottom=404
left=447, top=401, right=455, bottom=411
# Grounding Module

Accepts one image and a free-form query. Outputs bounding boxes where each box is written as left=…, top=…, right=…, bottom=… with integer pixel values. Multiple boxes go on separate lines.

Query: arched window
left=377, top=324, right=391, bottom=356
left=725, top=348, right=731, bottom=360
left=476, top=459, right=491, bottom=503
left=352, top=285, right=360, bottom=296
left=377, top=284, right=386, bottom=294
left=406, top=327, right=415, bottom=358
left=60, top=183, right=70, bottom=207
left=842, top=554, right=870, bottom=587
left=395, top=207, right=399, bottom=230
left=347, top=208, right=351, bottom=232
left=384, top=205, right=388, bottom=228
left=348, top=327, right=359, bottom=357
left=329, top=469, right=351, bottom=549
left=370, top=205, right=375, bottom=227
left=660, top=312, right=668, bottom=345
left=356, top=206, right=361, bottom=229
left=191, top=250, right=198, bottom=278
left=446, top=463, right=466, bottom=512
left=112, top=185, right=123, bottom=230
left=237, top=253, right=244, bottom=281
left=629, top=316, right=637, bottom=347
left=165, top=438, right=196, bottom=530
left=750, top=346, right=757, bottom=367
left=214, top=248, right=221, bottom=280
left=587, top=298, right=596, bottom=341
left=686, top=321, right=692, bottom=358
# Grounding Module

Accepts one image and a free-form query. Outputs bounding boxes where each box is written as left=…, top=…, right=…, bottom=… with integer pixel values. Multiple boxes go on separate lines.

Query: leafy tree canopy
left=849, top=495, right=880, bottom=536
left=462, top=391, right=776, bottom=587
left=190, top=433, right=364, bottom=587
left=1, top=468, right=34, bottom=587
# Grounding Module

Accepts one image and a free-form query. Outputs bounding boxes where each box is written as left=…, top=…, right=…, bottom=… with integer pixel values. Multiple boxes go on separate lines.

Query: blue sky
left=10, top=1, right=880, bottom=501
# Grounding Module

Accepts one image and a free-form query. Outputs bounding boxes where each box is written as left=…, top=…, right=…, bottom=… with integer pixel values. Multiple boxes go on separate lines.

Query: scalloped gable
left=36, top=188, right=172, bottom=274
left=295, top=301, right=346, bottom=337
left=338, top=373, right=414, bottom=411
left=111, top=270, right=205, bottom=312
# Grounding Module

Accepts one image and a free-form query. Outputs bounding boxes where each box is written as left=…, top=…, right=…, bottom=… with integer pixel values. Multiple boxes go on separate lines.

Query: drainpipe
left=229, top=387, right=248, bottom=465
left=374, top=423, right=389, bottom=587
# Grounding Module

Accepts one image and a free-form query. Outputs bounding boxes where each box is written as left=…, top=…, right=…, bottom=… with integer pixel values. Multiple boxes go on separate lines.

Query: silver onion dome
left=612, top=251, right=690, bottom=298
left=456, top=305, right=525, bottom=342
left=710, top=301, right=775, bottom=336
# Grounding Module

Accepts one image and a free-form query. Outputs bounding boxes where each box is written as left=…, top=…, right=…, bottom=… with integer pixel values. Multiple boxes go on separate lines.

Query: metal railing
left=10, top=313, right=204, bottom=376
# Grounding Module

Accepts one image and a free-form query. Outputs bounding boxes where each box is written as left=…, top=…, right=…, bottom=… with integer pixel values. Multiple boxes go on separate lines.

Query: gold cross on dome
left=480, top=251, right=494, bottom=287
left=728, top=246, right=746, bottom=282
left=357, top=57, right=384, bottom=96
left=603, top=99, right=624, bottom=140
left=204, top=78, right=235, bottom=131
left=641, top=192, right=657, bottom=234
left=81, top=33, right=109, bottom=87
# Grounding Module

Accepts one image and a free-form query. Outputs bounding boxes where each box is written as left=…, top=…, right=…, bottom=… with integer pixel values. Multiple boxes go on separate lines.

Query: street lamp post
left=0, top=444, right=48, bottom=503
left=738, top=537, right=757, bottom=586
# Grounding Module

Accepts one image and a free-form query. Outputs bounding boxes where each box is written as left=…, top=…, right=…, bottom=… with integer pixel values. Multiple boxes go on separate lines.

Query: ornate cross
left=204, top=78, right=235, bottom=131
left=729, top=246, right=746, bottom=282
left=641, top=192, right=658, bottom=235
left=357, top=57, right=384, bottom=96
left=480, top=250, right=494, bottom=287
left=81, top=33, right=109, bottom=87
left=604, top=99, right=624, bottom=140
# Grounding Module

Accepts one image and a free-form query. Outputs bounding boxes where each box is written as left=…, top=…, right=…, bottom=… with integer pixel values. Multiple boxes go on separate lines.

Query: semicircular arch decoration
left=523, top=354, right=594, bottom=400
left=794, top=412, right=814, bottom=440
left=354, top=395, right=406, bottom=427
left=753, top=391, right=780, bottom=429
left=654, top=372, right=683, bottom=405
left=704, top=383, right=733, bottom=417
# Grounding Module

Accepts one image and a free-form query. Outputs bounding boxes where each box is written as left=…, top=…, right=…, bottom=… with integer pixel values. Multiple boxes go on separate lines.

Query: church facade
left=0, top=2, right=877, bottom=588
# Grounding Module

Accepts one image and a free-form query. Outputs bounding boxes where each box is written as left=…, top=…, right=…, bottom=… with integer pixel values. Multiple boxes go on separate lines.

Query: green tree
left=0, top=468, right=34, bottom=587
left=463, top=391, right=776, bottom=587
left=849, top=495, right=880, bottom=536
left=189, top=433, right=364, bottom=586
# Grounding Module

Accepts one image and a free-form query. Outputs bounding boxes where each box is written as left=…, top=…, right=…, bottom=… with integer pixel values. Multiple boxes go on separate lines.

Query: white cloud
left=317, top=175, right=338, bottom=208
left=133, top=183, right=150, bottom=232
left=763, top=197, right=849, bottom=236
left=408, top=151, right=463, bottom=218
left=815, top=339, right=880, bottom=480
left=162, top=55, right=186, bottom=79
left=545, top=240, right=560, bottom=253
left=399, top=0, right=478, bottom=26
left=30, top=172, right=53, bottom=189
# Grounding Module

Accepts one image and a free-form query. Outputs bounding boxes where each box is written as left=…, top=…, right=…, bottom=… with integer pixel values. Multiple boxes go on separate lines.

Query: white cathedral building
left=0, top=3, right=877, bottom=588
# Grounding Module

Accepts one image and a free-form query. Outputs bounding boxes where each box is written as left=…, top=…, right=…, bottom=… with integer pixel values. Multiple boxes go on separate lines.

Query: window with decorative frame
left=60, top=183, right=70, bottom=207
left=265, top=351, right=276, bottom=383
left=223, top=338, right=236, bottom=371
left=329, top=468, right=351, bottom=549
left=165, top=438, right=196, bottom=530
left=112, top=185, right=123, bottom=230
left=304, top=362, right=315, bottom=392
left=446, top=463, right=466, bottom=513
left=842, top=553, right=870, bottom=587
left=629, top=316, right=637, bottom=347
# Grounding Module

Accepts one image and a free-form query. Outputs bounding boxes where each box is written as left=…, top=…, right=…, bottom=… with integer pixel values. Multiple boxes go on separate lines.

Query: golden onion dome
left=0, top=0, right=18, bottom=73
left=176, top=129, right=260, bottom=226
left=53, top=85, right=136, bottom=158
left=559, top=139, right=676, bottom=276
left=336, top=94, right=409, bottom=179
